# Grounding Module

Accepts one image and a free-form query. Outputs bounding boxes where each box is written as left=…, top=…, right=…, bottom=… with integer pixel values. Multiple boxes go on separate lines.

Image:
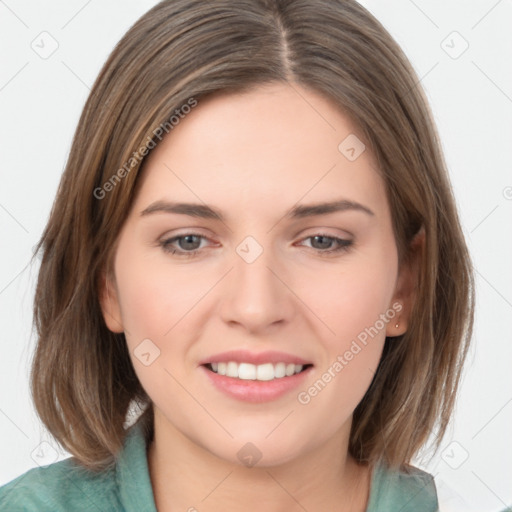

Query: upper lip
left=199, top=350, right=313, bottom=366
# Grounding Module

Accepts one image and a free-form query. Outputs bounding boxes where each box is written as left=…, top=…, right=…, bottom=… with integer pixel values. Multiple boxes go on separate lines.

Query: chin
left=209, top=433, right=311, bottom=469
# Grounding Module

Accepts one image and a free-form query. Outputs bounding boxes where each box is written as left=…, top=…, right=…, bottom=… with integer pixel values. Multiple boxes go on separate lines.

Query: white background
left=0, top=1, right=511, bottom=511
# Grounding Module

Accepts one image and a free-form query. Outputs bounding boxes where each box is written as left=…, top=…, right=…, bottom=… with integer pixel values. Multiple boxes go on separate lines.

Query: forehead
left=133, top=83, right=388, bottom=222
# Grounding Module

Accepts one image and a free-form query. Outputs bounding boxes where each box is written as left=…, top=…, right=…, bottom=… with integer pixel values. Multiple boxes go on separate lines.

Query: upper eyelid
left=161, top=226, right=353, bottom=239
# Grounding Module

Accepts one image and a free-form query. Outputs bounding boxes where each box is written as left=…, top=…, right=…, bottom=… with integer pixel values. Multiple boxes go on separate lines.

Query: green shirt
left=0, top=421, right=439, bottom=511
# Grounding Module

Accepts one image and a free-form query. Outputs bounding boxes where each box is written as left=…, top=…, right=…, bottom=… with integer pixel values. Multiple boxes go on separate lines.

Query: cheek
left=114, top=244, right=204, bottom=341
left=295, top=250, right=397, bottom=421
left=113, top=253, right=201, bottom=417
left=300, top=253, right=397, bottom=346
left=113, top=248, right=212, bottom=401
left=294, top=249, right=397, bottom=405
left=295, top=271, right=393, bottom=421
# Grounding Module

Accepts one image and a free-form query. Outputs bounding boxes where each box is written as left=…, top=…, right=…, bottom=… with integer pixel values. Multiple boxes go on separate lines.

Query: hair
left=30, top=0, right=474, bottom=473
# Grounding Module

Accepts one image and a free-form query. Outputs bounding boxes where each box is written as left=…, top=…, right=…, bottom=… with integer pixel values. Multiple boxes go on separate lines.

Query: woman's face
left=101, top=83, right=412, bottom=466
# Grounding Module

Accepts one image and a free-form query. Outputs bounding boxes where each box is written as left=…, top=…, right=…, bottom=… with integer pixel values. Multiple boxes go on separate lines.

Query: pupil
left=313, top=235, right=331, bottom=249
left=181, top=235, right=200, bottom=250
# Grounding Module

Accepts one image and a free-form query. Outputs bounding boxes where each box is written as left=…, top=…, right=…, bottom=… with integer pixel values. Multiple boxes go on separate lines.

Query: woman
left=0, top=1, right=474, bottom=510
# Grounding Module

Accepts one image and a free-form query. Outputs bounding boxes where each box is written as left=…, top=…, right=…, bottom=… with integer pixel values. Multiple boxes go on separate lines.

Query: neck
left=147, top=410, right=372, bottom=512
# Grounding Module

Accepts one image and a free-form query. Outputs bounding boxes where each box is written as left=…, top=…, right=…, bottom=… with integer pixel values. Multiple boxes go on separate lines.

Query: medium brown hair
left=30, top=0, right=474, bottom=472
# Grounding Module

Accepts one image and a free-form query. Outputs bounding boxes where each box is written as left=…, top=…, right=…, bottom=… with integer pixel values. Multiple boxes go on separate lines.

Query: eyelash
left=159, top=232, right=353, bottom=258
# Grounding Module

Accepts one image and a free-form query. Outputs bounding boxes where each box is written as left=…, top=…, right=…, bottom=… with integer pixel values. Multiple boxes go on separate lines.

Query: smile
left=206, top=362, right=311, bottom=381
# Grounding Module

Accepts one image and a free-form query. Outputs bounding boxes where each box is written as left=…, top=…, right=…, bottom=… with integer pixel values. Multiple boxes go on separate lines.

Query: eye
left=159, top=233, right=210, bottom=258
left=159, top=232, right=353, bottom=258
left=297, top=234, right=353, bottom=255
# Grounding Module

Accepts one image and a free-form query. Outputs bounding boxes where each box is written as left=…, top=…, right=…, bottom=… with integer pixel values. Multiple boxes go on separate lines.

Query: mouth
left=198, top=350, right=314, bottom=402
left=203, top=361, right=314, bottom=381
left=200, top=361, right=314, bottom=403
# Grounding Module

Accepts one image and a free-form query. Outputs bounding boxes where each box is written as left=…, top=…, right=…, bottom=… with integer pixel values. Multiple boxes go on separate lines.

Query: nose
left=218, top=238, right=295, bottom=334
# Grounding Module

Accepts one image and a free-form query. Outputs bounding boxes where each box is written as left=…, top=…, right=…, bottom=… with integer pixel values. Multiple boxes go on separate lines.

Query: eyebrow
left=140, top=198, right=375, bottom=221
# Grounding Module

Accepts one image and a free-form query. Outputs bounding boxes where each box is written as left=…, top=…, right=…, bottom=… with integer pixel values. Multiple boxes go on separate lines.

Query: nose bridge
left=219, top=234, right=293, bottom=330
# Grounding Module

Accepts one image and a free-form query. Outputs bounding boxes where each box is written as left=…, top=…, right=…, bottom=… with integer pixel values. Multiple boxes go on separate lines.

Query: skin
left=100, top=82, right=420, bottom=512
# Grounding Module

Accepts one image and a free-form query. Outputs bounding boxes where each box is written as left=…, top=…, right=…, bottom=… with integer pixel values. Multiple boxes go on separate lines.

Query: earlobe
left=389, top=307, right=405, bottom=337
left=98, top=270, right=124, bottom=333
left=386, top=226, right=425, bottom=338
left=386, top=302, right=407, bottom=337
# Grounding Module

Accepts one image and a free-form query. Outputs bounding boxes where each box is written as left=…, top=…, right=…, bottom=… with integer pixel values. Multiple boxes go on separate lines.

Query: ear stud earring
left=395, top=320, right=399, bottom=328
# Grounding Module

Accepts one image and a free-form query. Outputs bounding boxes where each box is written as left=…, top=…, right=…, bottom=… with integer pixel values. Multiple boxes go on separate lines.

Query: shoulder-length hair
left=30, top=0, right=474, bottom=472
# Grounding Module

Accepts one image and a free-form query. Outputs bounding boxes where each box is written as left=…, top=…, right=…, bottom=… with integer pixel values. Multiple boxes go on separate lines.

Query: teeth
left=208, top=361, right=305, bottom=380
left=227, top=361, right=238, bottom=378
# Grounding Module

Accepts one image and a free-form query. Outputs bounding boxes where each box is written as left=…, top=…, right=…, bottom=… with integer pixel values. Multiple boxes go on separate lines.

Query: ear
left=98, top=269, right=124, bottom=333
left=386, top=226, right=425, bottom=337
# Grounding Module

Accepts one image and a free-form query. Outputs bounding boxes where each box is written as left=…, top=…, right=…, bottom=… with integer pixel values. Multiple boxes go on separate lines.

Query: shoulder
left=367, top=460, right=439, bottom=512
left=0, top=420, right=155, bottom=512
left=0, top=457, right=121, bottom=512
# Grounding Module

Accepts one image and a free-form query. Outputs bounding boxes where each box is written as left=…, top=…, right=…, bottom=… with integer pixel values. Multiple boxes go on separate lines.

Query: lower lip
left=200, top=365, right=313, bottom=403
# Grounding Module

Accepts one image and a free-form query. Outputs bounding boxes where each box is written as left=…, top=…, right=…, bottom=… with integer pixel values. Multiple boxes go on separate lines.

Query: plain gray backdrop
left=0, top=1, right=511, bottom=511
